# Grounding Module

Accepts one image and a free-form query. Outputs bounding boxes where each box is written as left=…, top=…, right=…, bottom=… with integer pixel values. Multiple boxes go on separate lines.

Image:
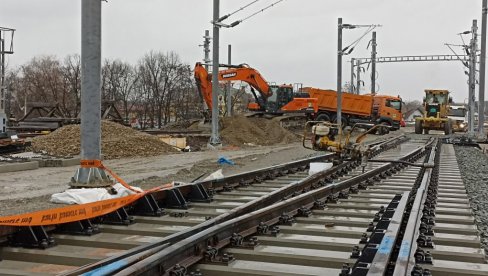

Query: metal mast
left=356, top=61, right=361, bottom=95
left=468, top=20, right=478, bottom=135
left=336, top=18, right=343, bottom=132
left=371, top=31, right=377, bottom=95
left=350, top=58, right=355, bottom=93
left=479, top=0, right=487, bottom=136
left=209, top=0, right=221, bottom=146
left=227, top=44, right=232, bottom=116
left=0, top=27, right=14, bottom=133
left=71, top=0, right=111, bottom=187
left=203, top=30, right=211, bottom=70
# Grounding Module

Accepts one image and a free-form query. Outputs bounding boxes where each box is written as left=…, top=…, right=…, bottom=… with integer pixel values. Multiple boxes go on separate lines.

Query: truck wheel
left=444, top=121, right=452, bottom=135
left=375, top=121, right=390, bottom=135
left=332, top=115, right=348, bottom=129
left=316, top=114, right=330, bottom=122
left=414, top=120, right=422, bottom=134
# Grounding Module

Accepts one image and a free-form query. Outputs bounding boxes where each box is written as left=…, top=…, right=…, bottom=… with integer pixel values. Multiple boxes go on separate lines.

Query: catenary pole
left=371, top=31, right=377, bottom=95
left=479, top=0, right=487, bottom=136
left=468, top=20, right=478, bottom=135
left=337, top=18, right=343, bottom=133
left=356, top=60, right=361, bottom=94
left=227, top=44, right=232, bottom=116
left=210, top=0, right=221, bottom=146
left=71, top=0, right=111, bottom=187
left=350, top=58, right=355, bottom=93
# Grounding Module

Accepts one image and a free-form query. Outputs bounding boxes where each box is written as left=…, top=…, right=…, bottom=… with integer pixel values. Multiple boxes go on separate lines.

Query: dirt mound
left=32, top=121, right=179, bottom=159
left=221, top=116, right=299, bottom=146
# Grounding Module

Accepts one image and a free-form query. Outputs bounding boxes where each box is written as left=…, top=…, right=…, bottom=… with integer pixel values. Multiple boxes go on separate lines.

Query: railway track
left=101, top=137, right=486, bottom=276
left=1, top=135, right=485, bottom=275
left=0, top=136, right=404, bottom=275
left=0, top=154, right=336, bottom=275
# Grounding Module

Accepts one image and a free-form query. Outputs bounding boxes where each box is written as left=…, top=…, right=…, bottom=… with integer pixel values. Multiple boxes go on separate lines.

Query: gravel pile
left=220, top=116, right=299, bottom=146
left=32, top=121, right=179, bottom=159
left=455, top=145, right=488, bottom=254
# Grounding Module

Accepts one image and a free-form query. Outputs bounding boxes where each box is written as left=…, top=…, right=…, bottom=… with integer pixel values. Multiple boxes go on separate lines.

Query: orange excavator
left=194, top=62, right=318, bottom=120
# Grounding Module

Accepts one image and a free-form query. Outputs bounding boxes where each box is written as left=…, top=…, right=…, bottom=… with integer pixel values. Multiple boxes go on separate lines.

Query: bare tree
left=4, top=68, right=21, bottom=120
left=5, top=52, right=203, bottom=128
left=61, top=54, right=81, bottom=117
left=102, top=59, right=138, bottom=121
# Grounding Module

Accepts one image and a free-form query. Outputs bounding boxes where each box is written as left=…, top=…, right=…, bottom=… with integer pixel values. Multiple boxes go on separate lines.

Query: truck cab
left=372, top=95, right=403, bottom=130
left=448, top=105, right=467, bottom=132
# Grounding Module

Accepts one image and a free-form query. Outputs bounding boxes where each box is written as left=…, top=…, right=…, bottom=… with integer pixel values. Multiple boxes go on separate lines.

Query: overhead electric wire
left=239, top=0, right=286, bottom=24
left=342, top=26, right=376, bottom=55
left=229, top=0, right=260, bottom=17
left=218, top=0, right=261, bottom=22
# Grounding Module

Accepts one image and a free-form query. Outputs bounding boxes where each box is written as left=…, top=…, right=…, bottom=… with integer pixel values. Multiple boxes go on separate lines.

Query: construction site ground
left=0, top=123, right=409, bottom=217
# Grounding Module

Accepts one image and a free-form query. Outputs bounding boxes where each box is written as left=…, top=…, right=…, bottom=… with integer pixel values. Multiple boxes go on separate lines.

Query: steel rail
left=0, top=152, right=336, bottom=240
left=113, top=139, right=431, bottom=275
left=69, top=135, right=408, bottom=275
left=64, top=156, right=348, bottom=276
left=360, top=191, right=410, bottom=275
left=393, top=139, right=438, bottom=276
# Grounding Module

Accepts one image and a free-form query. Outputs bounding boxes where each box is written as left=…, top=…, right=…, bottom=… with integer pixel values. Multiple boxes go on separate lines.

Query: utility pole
left=210, top=0, right=221, bottom=146
left=356, top=62, right=361, bottom=95
left=350, top=58, right=355, bottom=93
left=199, top=30, right=211, bottom=117
left=227, top=44, right=232, bottom=116
left=0, top=28, right=14, bottom=133
left=71, top=0, right=111, bottom=187
left=371, top=31, right=377, bottom=95
left=203, top=30, right=211, bottom=70
left=479, top=0, right=487, bottom=136
left=0, top=33, right=5, bottom=133
left=468, top=20, right=478, bottom=135
left=337, top=18, right=343, bottom=132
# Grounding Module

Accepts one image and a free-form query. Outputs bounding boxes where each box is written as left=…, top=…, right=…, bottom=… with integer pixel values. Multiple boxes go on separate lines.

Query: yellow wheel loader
left=414, top=90, right=453, bottom=135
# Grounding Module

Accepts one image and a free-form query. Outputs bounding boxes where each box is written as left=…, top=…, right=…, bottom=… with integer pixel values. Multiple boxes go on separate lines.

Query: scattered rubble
left=32, top=121, right=179, bottom=159
left=220, top=116, right=299, bottom=146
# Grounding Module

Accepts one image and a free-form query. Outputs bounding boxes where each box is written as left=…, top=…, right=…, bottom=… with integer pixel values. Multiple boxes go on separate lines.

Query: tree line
left=4, top=51, right=204, bottom=129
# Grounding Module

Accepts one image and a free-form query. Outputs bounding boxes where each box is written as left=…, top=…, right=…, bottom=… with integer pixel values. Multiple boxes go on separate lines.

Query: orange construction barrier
left=0, top=161, right=174, bottom=227
left=80, top=159, right=142, bottom=193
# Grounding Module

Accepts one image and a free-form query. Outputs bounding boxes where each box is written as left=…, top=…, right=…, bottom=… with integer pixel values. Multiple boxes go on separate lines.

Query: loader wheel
left=414, top=120, right=423, bottom=134
left=444, top=120, right=453, bottom=135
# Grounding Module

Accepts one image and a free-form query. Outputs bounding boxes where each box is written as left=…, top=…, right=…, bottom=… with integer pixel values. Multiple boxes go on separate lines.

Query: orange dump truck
left=302, top=87, right=403, bottom=130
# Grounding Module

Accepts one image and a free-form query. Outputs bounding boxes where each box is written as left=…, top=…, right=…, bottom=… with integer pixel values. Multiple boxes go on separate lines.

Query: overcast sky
left=1, top=0, right=484, bottom=101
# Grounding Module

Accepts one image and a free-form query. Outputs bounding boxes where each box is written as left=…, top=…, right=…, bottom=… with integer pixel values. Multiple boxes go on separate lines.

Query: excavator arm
left=218, top=65, right=271, bottom=97
left=194, top=62, right=271, bottom=111
left=194, top=63, right=213, bottom=110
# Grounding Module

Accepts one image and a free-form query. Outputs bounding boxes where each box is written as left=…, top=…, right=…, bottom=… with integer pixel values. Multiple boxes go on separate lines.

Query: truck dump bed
left=304, top=87, right=373, bottom=117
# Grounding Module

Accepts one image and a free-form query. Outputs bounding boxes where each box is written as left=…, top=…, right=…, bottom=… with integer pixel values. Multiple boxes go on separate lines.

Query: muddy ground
left=0, top=127, right=409, bottom=216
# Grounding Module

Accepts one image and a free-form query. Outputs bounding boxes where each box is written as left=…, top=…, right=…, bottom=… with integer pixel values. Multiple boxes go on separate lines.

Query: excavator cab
left=266, top=85, right=294, bottom=113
